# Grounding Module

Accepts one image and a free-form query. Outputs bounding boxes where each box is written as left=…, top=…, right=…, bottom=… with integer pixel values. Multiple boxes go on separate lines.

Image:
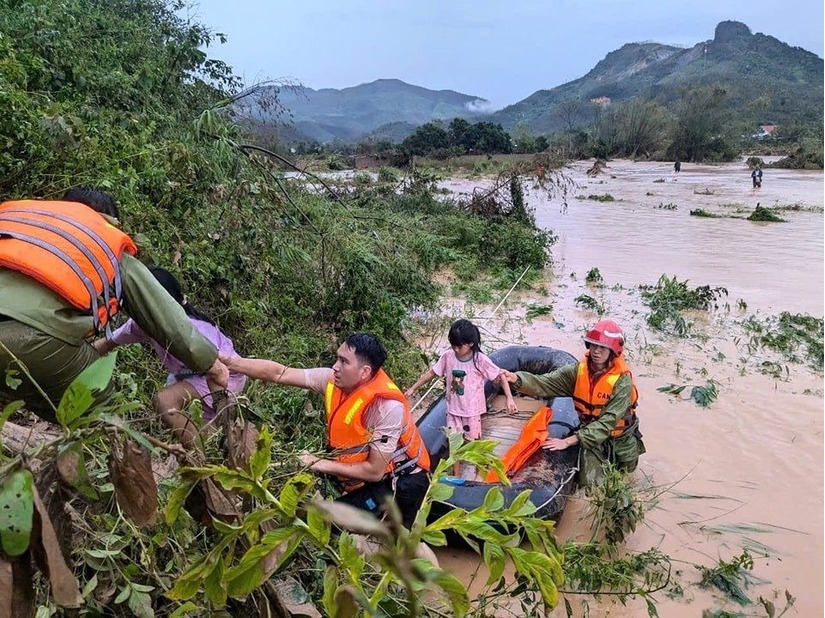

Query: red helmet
left=584, top=319, right=625, bottom=355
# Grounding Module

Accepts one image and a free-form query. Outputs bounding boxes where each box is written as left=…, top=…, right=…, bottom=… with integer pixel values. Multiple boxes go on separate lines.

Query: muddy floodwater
left=430, top=159, right=824, bottom=616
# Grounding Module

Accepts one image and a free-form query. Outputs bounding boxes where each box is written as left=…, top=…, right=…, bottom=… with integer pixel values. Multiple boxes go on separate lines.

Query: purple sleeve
left=477, top=353, right=503, bottom=381
left=432, top=352, right=449, bottom=377
left=109, top=319, right=149, bottom=346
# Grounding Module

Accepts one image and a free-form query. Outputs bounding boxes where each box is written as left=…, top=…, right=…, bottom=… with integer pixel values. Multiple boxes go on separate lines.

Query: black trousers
left=336, top=470, right=430, bottom=529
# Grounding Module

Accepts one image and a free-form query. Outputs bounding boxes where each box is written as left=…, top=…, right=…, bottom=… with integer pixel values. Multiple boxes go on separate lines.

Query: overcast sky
left=190, top=0, right=824, bottom=110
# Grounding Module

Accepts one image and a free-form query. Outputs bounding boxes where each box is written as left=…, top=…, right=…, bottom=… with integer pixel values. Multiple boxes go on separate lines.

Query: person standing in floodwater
left=674, top=158, right=681, bottom=173
left=752, top=166, right=763, bottom=188
left=500, top=319, right=645, bottom=488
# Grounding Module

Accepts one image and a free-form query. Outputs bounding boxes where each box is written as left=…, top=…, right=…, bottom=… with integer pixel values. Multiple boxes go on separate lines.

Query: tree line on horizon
left=282, top=87, right=823, bottom=168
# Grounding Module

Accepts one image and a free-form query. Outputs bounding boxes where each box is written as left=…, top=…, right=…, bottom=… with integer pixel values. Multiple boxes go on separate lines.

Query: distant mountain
left=489, top=21, right=823, bottom=133
left=247, top=22, right=822, bottom=145
left=255, top=79, right=488, bottom=143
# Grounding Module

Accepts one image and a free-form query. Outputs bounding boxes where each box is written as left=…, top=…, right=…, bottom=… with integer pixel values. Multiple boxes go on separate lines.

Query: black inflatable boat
left=416, top=345, right=581, bottom=522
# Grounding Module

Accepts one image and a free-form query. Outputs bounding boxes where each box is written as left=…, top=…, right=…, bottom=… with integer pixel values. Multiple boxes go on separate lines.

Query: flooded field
left=431, top=159, right=824, bottom=616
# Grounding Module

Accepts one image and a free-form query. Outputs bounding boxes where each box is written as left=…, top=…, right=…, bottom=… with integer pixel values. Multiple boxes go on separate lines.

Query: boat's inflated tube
left=416, top=345, right=580, bottom=522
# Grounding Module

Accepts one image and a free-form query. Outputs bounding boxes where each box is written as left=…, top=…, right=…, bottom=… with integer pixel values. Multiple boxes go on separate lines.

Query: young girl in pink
left=405, top=319, right=517, bottom=475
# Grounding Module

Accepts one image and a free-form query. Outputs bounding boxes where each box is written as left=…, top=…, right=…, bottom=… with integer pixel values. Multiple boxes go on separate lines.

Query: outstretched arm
left=221, top=355, right=308, bottom=388
left=404, top=368, right=437, bottom=400
left=500, top=375, right=518, bottom=414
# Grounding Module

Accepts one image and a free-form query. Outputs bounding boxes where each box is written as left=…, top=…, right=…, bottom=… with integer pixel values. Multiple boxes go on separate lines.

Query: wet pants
left=0, top=318, right=110, bottom=423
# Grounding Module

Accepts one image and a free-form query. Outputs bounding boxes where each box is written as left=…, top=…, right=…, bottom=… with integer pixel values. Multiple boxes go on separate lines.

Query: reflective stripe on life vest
left=0, top=200, right=137, bottom=333
left=572, top=355, right=638, bottom=438
left=325, top=368, right=431, bottom=492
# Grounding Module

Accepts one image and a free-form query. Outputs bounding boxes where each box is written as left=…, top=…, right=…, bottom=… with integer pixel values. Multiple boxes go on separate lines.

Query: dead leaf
left=202, top=478, right=238, bottom=522
left=5, top=552, right=35, bottom=618
left=108, top=439, right=157, bottom=527
left=56, top=442, right=97, bottom=500
left=31, top=489, right=81, bottom=608
left=0, top=556, right=12, bottom=618
left=332, top=585, right=359, bottom=618
left=227, top=420, right=259, bottom=474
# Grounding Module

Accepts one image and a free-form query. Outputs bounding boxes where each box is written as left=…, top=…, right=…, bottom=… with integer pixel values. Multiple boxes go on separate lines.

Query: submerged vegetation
left=742, top=313, right=824, bottom=369
left=640, top=275, right=728, bottom=336
left=747, top=206, right=786, bottom=222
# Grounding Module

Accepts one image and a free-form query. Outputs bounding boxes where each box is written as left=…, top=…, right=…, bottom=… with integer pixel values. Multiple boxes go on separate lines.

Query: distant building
left=753, top=124, right=777, bottom=139
left=590, top=96, right=611, bottom=107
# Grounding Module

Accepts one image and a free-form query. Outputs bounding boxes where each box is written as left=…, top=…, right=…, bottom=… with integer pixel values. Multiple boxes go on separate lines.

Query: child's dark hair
left=448, top=319, right=482, bottom=367
left=149, top=266, right=215, bottom=326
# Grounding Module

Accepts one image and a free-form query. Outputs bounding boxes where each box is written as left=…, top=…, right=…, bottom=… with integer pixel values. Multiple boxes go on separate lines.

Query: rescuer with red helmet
left=501, top=319, right=645, bottom=487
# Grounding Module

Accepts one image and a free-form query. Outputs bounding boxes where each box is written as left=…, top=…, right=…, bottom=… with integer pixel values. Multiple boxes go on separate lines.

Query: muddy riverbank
left=429, top=159, right=823, bottom=616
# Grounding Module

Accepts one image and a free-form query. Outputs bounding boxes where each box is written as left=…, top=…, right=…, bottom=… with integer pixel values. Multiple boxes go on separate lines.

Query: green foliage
left=525, top=303, right=554, bottom=320
left=668, top=85, right=739, bottom=162
left=657, top=382, right=719, bottom=407
left=574, top=294, right=605, bottom=315
left=741, top=313, right=824, bottom=369
left=690, top=209, right=723, bottom=218
left=0, top=468, right=34, bottom=556
left=401, top=118, right=514, bottom=157
left=585, top=268, right=604, bottom=286
left=640, top=275, right=728, bottom=336
left=747, top=206, right=786, bottom=222
left=697, top=550, right=756, bottom=605
left=166, top=434, right=565, bottom=616
left=582, top=194, right=615, bottom=202
left=562, top=543, right=671, bottom=608
left=585, top=464, right=644, bottom=544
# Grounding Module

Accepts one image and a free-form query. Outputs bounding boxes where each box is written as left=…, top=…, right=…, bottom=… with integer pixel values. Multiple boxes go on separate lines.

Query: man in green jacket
left=501, top=319, right=644, bottom=488
left=0, top=188, right=228, bottom=423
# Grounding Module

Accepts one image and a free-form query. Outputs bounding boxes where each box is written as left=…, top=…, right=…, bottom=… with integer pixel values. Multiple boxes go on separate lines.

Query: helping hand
left=542, top=437, right=570, bottom=451
left=506, top=398, right=518, bottom=414
left=499, top=370, right=518, bottom=384
left=299, top=450, right=319, bottom=469
left=207, top=358, right=229, bottom=389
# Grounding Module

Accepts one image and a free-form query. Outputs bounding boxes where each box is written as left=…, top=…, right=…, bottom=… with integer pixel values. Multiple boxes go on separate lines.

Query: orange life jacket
left=572, top=354, right=639, bottom=438
left=0, top=200, right=137, bottom=333
left=485, top=405, right=553, bottom=483
left=325, top=368, right=431, bottom=492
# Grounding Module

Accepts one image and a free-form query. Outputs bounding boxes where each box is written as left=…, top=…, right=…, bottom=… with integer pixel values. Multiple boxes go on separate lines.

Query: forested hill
left=261, top=79, right=488, bottom=143
left=266, top=21, right=822, bottom=144
left=488, top=20, right=824, bottom=133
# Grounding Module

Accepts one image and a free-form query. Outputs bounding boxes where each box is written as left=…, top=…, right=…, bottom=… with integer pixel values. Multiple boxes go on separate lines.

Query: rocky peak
left=714, top=21, right=753, bottom=44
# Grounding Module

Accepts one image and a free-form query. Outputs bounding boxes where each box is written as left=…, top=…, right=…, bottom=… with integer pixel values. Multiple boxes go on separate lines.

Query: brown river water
left=428, top=159, right=824, bottom=616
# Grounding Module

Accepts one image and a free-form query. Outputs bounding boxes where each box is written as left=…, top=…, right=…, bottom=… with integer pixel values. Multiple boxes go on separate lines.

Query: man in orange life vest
left=222, top=333, right=431, bottom=528
left=501, top=319, right=645, bottom=487
left=0, top=188, right=229, bottom=422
